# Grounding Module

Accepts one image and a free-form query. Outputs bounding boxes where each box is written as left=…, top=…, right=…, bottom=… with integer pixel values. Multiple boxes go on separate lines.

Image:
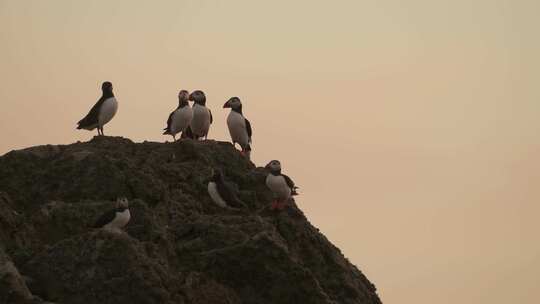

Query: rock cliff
left=0, top=137, right=381, bottom=304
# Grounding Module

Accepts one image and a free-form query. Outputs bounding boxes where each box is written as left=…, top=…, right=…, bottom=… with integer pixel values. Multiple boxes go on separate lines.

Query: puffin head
left=223, top=97, right=242, bottom=110
left=265, top=160, right=281, bottom=173
left=101, top=81, right=113, bottom=93
left=189, top=90, right=206, bottom=105
left=178, top=90, right=190, bottom=105
left=116, top=197, right=129, bottom=210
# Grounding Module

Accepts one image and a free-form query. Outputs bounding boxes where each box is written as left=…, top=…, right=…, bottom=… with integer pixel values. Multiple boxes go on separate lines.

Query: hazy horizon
left=1, top=1, right=539, bottom=303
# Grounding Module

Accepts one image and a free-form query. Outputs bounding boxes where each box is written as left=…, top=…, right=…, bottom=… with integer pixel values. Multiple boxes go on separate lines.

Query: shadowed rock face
left=0, top=247, right=34, bottom=304
left=0, top=137, right=382, bottom=304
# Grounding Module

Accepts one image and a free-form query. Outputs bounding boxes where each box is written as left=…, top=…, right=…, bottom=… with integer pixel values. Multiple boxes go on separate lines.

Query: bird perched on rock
left=265, top=160, right=299, bottom=210
left=77, top=81, right=118, bottom=136
left=223, top=97, right=252, bottom=159
left=188, top=90, right=212, bottom=140
left=207, top=169, right=246, bottom=208
left=163, top=90, right=193, bottom=141
left=93, top=197, right=131, bottom=232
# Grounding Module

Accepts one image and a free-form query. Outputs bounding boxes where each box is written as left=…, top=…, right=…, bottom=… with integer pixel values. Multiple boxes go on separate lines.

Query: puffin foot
left=240, top=150, right=251, bottom=160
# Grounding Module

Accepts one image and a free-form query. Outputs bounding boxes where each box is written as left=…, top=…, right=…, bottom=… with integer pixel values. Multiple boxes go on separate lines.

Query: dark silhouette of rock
left=0, top=137, right=382, bottom=304
left=0, top=246, right=33, bottom=304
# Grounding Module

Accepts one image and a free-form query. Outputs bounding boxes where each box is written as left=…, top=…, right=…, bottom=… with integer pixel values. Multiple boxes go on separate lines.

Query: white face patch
left=191, top=91, right=205, bottom=103
left=179, top=91, right=189, bottom=100
left=268, top=160, right=281, bottom=171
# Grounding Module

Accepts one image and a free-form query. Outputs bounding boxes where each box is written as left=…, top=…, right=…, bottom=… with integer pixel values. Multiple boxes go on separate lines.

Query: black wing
left=77, top=96, right=106, bottom=129
left=217, top=181, right=246, bottom=208
left=245, top=118, right=252, bottom=140
left=163, top=111, right=175, bottom=134
left=283, top=174, right=299, bottom=195
left=209, top=109, right=213, bottom=124
left=93, top=208, right=116, bottom=228
left=216, top=181, right=237, bottom=205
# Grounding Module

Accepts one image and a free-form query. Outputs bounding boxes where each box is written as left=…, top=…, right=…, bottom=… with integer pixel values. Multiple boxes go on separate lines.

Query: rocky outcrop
left=0, top=246, right=33, bottom=304
left=0, top=137, right=381, bottom=304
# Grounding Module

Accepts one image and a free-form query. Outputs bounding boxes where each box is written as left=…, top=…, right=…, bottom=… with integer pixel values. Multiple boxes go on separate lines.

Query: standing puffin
left=93, top=197, right=131, bottom=232
left=265, top=160, right=299, bottom=210
left=207, top=169, right=246, bottom=208
left=223, top=97, right=252, bottom=159
left=77, top=81, right=118, bottom=136
left=188, top=90, right=212, bottom=140
left=163, top=90, right=193, bottom=141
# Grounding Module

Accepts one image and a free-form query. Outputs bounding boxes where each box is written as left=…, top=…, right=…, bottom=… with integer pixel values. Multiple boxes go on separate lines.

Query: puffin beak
left=223, top=100, right=231, bottom=108
left=188, top=93, right=194, bottom=101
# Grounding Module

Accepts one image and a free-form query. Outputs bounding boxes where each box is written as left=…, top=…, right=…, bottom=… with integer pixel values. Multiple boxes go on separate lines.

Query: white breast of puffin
left=266, top=174, right=291, bottom=199
left=105, top=208, right=131, bottom=230
left=98, top=97, right=118, bottom=127
left=172, top=107, right=193, bottom=134
left=191, top=104, right=210, bottom=135
left=227, top=111, right=248, bottom=143
left=227, top=111, right=245, bottom=130
left=176, top=106, right=193, bottom=132
left=208, top=182, right=227, bottom=207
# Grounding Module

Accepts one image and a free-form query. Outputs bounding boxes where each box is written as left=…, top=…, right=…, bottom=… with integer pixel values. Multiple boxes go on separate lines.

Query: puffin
left=163, top=90, right=193, bottom=141
left=223, top=97, right=252, bottom=159
left=77, top=81, right=118, bottom=136
left=207, top=169, right=246, bottom=208
left=265, top=160, right=299, bottom=210
left=188, top=90, right=212, bottom=140
left=93, top=197, right=131, bottom=232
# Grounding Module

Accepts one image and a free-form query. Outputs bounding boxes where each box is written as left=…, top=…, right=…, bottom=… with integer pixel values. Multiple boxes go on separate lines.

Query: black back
left=163, top=111, right=176, bottom=134
left=77, top=82, right=114, bottom=129
left=77, top=97, right=106, bottom=129
left=216, top=180, right=237, bottom=204
left=93, top=208, right=117, bottom=228
left=164, top=97, right=190, bottom=135
left=245, top=118, right=252, bottom=140
left=93, top=206, right=127, bottom=228
left=282, top=174, right=299, bottom=195
left=212, top=171, right=245, bottom=208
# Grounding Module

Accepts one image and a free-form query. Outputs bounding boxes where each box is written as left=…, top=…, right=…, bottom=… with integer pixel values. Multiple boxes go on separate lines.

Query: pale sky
left=1, top=1, right=539, bottom=303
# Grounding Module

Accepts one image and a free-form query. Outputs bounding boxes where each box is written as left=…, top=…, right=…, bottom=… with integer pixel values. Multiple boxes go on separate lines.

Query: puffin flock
left=77, top=82, right=298, bottom=231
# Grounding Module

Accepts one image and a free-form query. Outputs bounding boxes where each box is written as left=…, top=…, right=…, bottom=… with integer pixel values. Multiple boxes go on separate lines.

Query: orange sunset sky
left=1, top=1, right=539, bottom=303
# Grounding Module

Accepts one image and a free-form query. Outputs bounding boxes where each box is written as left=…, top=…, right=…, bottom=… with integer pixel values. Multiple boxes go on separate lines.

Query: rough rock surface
left=0, top=246, right=33, bottom=304
left=0, top=137, right=382, bottom=304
